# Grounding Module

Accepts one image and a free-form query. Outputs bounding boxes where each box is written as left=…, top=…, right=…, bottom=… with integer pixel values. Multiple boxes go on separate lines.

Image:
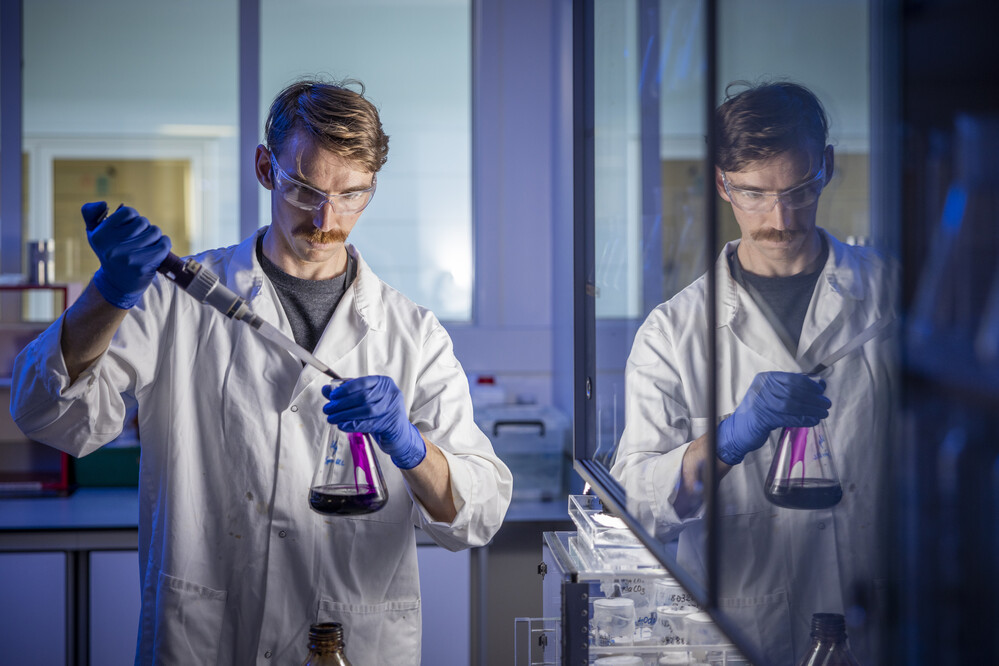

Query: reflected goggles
left=268, top=152, right=376, bottom=215
left=722, top=159, right=826, bottom=213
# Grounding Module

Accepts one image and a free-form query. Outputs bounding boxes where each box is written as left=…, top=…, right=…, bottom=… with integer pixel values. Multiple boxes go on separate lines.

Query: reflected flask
left=795, top=613, right=861, bottom=666
left=301, top=622, right=353, bottom=666
left=310, top=416, right=389, bottom=516
left=764, top=420, right=843, bottom=510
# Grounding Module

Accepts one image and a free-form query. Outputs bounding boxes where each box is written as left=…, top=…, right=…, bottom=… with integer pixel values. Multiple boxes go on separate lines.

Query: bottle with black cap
left=795, top=613, right=861, bottom=666
left=301, top=622, right=352, bottom=666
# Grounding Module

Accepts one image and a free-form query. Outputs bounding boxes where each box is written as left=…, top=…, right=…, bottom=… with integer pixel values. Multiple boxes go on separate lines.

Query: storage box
left=475, top=404, right=569, bottom=502
left=73, top=445, right=140, bottom=486
left=0, top=284, right=83, bottom=496
left=73, top=400, right=141, bottom=486
left=568, top=494, right=660, bottom=569
left=0, top=384, right=72, bottom=497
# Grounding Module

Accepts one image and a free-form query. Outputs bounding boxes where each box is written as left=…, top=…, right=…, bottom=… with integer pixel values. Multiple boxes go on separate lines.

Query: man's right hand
left=716, top=371, right=830, bottom=465
left=81, top=201, right=172, bottom=310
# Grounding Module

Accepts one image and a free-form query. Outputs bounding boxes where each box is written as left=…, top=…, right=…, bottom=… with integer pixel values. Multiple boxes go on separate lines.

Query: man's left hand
left=322, top=376, right=427, bottom=470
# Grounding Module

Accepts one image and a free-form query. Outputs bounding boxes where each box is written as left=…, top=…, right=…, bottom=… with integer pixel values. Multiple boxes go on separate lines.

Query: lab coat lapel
left=716, top=242, right=800, bottom=372
left=224, top=227, right=303, bottom=407
left=796, top=231, right=864, bottom=372
left=237, top=229, right=291, bottom=335
left=224, top=232, right=371, bottom=405
left=292, top=246, right=384, bottom=400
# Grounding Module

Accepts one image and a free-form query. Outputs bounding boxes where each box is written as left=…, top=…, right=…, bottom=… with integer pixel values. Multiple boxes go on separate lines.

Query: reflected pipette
left=806, top=316, right=892, bottom=375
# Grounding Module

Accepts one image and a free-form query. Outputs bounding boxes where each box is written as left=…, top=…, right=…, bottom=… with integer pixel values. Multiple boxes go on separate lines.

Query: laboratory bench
left=0, top=486, right=571, bottom=665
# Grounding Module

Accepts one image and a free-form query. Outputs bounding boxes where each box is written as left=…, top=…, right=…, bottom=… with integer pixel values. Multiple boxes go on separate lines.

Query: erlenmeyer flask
left=764, top=420, right=843, bottom=510
left=309, top=412, right=389, bottom=516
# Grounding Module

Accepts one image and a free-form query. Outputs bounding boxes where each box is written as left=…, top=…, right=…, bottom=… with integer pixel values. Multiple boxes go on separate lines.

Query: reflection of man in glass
left=611, top=81, right=894, bottom=665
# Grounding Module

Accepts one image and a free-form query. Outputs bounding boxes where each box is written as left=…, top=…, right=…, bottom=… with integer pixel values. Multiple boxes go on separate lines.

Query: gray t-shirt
left=256, top=236, right=356, bottom=352
left=729, top=237, right=828, bottom=354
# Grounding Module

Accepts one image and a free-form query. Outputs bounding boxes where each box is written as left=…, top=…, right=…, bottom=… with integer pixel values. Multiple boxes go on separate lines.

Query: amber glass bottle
left=301, top=623, right=353, bottom=666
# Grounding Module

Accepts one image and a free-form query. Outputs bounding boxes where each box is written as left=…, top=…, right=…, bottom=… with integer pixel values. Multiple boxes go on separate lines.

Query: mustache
left=751, top=228, right=801, bottom=243
left=297, top=228, right=349, bottom=244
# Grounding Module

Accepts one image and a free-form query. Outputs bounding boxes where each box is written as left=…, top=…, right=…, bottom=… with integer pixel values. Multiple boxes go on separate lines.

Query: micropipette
left=806, top=316, right=893, bottom=375
left=93, top=205, right=342, bottom=380
left=156, top=253, right=343, bottom=380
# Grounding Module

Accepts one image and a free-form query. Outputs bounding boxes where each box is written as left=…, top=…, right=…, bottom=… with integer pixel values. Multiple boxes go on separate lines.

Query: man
left=11, top=78, right=512, bottom=664
left=611, top=81, right=895, bottom=665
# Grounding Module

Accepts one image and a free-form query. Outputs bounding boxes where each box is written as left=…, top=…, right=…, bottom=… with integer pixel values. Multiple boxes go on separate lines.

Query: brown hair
left=714, top=80, right=828, bottom=172
left=265, top=77, right=389, bottom=173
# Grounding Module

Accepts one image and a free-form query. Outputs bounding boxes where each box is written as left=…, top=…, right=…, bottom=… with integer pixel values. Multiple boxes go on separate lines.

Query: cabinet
left=417, top=544, right=471, bottom=665
left=0, top=549, right=142, bottom=666
left=0, top=487, right=139, bottom=666
left=0, top=552, right=66, bottom=664
left=0, top=549, right=147, bottom=666
left=89, top=551, right=142, bottom=665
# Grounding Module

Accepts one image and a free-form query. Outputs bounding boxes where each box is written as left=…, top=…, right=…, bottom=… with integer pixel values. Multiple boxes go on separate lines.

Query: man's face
left=716, top=145, right=832, bottom=274
left=255, top=131, right=375, bottom=279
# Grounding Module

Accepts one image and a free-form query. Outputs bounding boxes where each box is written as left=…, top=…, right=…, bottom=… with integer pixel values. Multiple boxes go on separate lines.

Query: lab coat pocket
left=318, top=597, right=422, bottom=665
left=152, top=571, right=227, bottom=665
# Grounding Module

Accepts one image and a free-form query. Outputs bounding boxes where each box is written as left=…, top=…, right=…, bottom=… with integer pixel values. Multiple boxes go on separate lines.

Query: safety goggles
left=722, top=158, right=826, bottom=214
left=269, top=151, right=376, bottom=215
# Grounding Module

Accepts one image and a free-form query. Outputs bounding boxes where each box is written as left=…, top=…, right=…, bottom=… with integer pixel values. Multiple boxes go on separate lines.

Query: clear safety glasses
left=722, top=158, right=826, bottom=214
left=269, top=152, right=376, bottom=215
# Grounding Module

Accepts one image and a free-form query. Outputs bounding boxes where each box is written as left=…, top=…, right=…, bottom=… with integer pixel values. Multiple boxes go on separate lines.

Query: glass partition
left=576, top=1, right=896, bottom=664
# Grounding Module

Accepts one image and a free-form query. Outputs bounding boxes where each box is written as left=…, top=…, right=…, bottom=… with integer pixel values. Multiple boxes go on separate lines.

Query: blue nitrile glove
left=81, top=201, right=172, bottom=309
left=716, top=371, right=831, bottom=466
left=322, top=376, right=427, bottom=470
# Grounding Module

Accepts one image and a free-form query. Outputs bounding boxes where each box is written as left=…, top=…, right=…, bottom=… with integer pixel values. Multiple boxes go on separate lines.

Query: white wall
left=259, top=1, right=475, bottom=321
left=450, top=0, right=574, bottom=413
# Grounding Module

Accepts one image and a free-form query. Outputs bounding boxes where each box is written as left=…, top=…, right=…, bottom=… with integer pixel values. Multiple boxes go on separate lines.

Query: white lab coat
left=10, top=229, right=513, bottom=666
left=611, top=230, right=896, bottom=666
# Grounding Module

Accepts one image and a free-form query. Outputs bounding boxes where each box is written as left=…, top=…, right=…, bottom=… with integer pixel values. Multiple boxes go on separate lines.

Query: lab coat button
left=290, top=405, right=299, bottom=412
left=278, top=530, right=287, bottom=538
left=264, top=650, right=272, bottom=658
left=817, top=522, right=826, bottom=530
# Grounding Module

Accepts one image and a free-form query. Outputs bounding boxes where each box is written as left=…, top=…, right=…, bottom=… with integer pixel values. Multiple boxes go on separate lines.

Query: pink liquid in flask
left=764, top=424, right=843, bottom=510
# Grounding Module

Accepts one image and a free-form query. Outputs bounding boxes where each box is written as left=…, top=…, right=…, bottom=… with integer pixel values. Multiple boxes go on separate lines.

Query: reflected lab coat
left=611, top=230, right=896, bottom=666
left=10, top=229, right=512, bottom=665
